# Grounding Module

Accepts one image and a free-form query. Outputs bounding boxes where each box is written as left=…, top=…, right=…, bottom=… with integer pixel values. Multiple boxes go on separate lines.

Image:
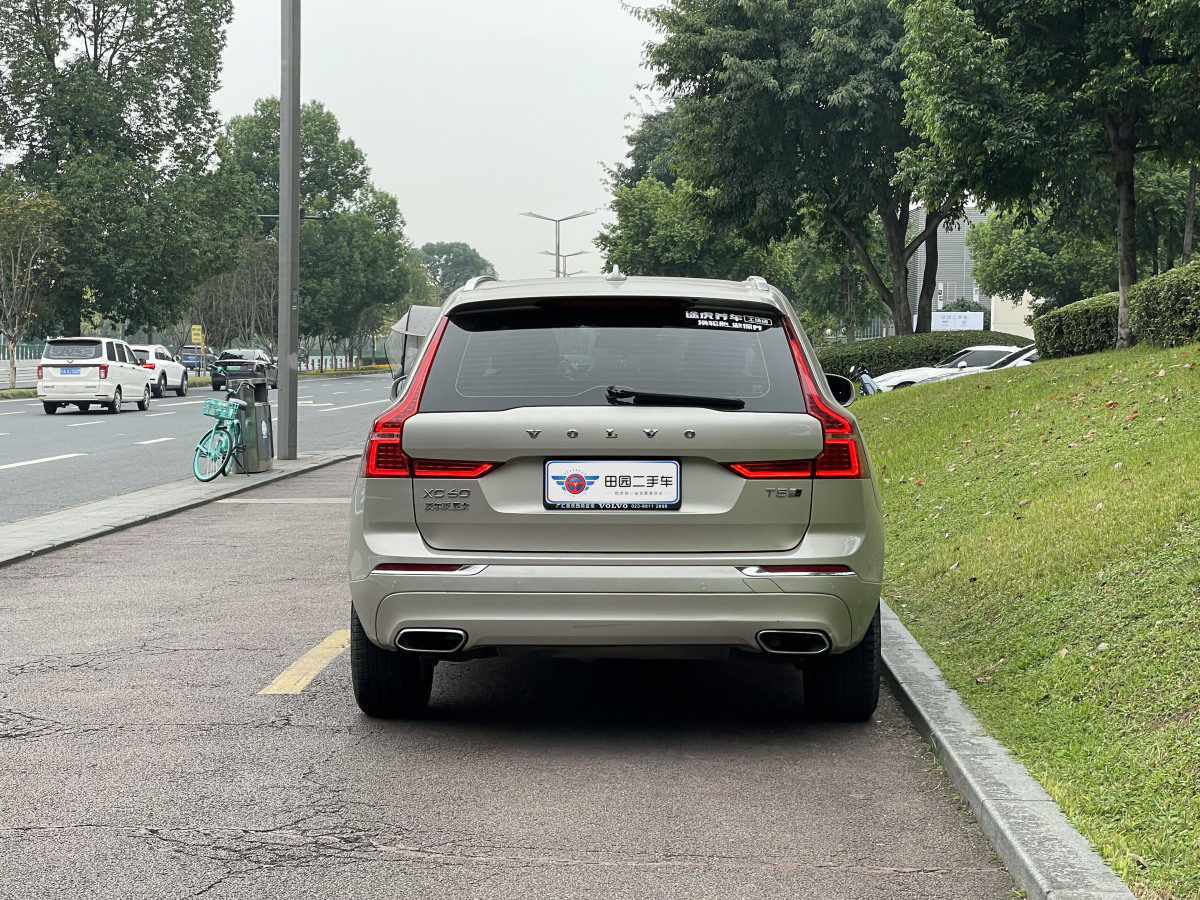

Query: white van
left=37, top=337, right=153, bottom=414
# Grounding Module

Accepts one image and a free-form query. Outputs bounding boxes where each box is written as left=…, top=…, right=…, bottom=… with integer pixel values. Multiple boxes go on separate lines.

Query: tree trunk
left=879, top=212, right=913, bottom=335
left=916, top=225, right=940, bottom=333
left=1109, top=112, right=1138, bottom=349
left=843, top=267, right=856, bottom=343
left=5, top=332, right=16, bottom=390
left=1184, top=164, right=1197, bottom=266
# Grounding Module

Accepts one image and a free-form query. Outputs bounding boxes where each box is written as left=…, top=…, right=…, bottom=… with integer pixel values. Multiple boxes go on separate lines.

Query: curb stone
left=0, top=444, right=362, bottom=569
left=881, top=602, right=1135, bottom=900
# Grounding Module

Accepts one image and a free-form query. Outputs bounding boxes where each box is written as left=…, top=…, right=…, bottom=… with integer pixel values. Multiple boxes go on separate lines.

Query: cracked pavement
left=0, top=461, right=1014, bottom=899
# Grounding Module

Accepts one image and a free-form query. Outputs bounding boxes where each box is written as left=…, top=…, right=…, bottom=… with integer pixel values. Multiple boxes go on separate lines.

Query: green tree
left=903, top=0, right=1200, bottom=348
left=419, top=242, right=498, bottom=299
left=0, top=1, right=247, bottom=334
left=224, top=98, right=370, bottom=219
left=638, top=0, right=964, bottom=335
left=0, top=183, right=61, bottom=387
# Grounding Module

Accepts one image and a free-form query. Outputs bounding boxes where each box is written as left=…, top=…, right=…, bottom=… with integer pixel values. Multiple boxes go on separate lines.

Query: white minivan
left=37, top=337, right=153, bottom=414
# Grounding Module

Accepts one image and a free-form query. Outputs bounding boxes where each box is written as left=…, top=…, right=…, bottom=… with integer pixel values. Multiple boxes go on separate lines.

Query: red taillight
left=781, top=318, right=865, bottom=478
left=362, top=318, right=448, bottom=478
left=411, top=459, right=501, bottom=478
left=99, top=364, right=109, bottom=380
left=142, top=363, right=156, bottom=370
left=37, top=364, right=43, bottom=379
left=725, top=460, right=814, bottom=479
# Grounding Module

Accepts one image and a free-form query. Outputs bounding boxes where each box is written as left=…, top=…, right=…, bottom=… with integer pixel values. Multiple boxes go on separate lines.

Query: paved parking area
left=0, top=462, right=1013, bottom=899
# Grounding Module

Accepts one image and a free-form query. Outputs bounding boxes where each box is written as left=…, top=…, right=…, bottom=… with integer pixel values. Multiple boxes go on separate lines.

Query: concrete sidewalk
left=0, top=454, right=1134, bottom=900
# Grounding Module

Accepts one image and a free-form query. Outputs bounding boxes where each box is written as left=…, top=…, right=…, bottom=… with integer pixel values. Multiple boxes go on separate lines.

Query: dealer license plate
left=544, top=460, right=681, bottom=510
left=59, top=367, right=80, bottom=375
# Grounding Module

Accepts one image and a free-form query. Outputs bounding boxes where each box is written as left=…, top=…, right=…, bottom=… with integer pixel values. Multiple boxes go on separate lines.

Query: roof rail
left=745, top=276, right=771, bottom=292
left=462, top=276, right=497, bottom=292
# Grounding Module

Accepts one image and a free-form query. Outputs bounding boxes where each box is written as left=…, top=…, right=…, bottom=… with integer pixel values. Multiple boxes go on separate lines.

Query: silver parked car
left=347, top=273, right=885, bottom=720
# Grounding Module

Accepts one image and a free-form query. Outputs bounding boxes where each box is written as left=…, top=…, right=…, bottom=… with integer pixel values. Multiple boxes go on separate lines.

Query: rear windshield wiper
left=606, top=385, right=745, bottom=410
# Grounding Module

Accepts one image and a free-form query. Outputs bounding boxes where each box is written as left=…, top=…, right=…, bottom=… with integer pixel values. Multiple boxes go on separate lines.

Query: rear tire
left=107, top=388, right=122, bottom=414
left=43, top=402, right=58, bottom=415
left=175, top=374, right=188, bottom=396
left=137, top=383, right=151, bottom=411
left=802, top=606, right=881, bottom=722
left=152, top=375, right=166, bottom=398
left=350, top=605, right=433, bottom=718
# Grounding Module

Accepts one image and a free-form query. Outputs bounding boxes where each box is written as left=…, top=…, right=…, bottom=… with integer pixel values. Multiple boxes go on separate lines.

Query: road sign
left=191, top=325, right=204, bottom=344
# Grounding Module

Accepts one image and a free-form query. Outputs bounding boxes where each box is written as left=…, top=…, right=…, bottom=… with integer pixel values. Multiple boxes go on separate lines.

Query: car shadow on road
left=413, top=655, right=850, bottom=734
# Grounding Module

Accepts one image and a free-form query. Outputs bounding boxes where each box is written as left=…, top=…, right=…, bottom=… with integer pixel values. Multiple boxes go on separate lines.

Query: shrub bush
left=1129, top=262, right=1200, bottom=347
left=816, top=330, right=1031, bottom=378
left=1032, top=292, right=1118, bottom=359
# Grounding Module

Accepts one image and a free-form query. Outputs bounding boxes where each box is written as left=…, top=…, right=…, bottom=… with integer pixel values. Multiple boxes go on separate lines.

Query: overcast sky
left=212, top=1, right=660, bottom=282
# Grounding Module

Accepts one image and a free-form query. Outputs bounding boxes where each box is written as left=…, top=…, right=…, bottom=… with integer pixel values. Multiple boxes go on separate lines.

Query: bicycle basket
left=202, top=398, right=242, bottom=421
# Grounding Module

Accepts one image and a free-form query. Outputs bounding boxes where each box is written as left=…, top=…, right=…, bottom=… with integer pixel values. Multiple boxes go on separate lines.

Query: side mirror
left=826, top=373, right=856, bottom=406
left=390, top=376, right=406, bottom=400
left=957, top=361, right=968, bottom=369
left=174, top=355, right=181, bottom=363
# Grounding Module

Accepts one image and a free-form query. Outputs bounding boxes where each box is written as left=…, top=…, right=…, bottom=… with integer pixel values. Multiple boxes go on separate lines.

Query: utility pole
left=278, top=0, right=301, bottom=459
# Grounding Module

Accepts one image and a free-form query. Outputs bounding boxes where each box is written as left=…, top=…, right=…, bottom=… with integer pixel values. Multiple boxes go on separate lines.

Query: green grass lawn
left=853, top=344, right=1200, bottom=900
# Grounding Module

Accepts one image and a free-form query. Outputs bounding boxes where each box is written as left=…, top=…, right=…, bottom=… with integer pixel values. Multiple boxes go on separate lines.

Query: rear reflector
left=99, top=364, right=108, bottom=380
left=37, top=364, right=43, bottom=379
left=740, top=564, right=853, bottom=576
left=374, top=563, right=473, bottom=573
left=725, top=460, right=814, bottom=479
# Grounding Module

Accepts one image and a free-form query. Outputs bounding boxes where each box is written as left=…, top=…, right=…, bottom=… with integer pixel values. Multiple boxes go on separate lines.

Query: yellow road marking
left=259, top=629, right=349, bottom=695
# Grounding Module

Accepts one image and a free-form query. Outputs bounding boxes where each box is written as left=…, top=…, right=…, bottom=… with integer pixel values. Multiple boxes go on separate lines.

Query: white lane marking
left=361, top=388, right=372, bottom=392
left=299, top=395, right=314, bottom=399
left=146, top=412, right=176, bottom=418
left=66, top=421, right=103, bottom=427
left=332, top=391, right=346, bottom=395
left=319, top=399, right=388, bottom=412
left=0, top=453, right=85, bottom=471
left=0, top=410, right=28, bottom=416
left=0, top=432, right=9, bottom=436
left=135, top=437, right=175, bottom=445
left=157, top=399, right=208, bottom=407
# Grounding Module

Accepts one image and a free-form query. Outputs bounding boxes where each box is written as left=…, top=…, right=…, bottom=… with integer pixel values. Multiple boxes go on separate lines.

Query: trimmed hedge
left=816, top=330, right=1031, bottom=378
left=1032, top=292, right=1118, bottom=359
left=1129, top=262, right=1200, bottom=347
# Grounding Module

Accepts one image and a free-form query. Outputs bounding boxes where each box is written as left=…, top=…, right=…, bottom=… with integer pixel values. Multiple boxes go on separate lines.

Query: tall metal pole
left=554, top=221, right=561, bottom=277
left=278, top=0, right=301, bottom=459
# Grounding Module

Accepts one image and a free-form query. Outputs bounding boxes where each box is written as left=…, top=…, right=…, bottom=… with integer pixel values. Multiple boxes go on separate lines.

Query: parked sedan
left=916, top=344, right=1040, bottom=386
left=874, top=345, right=1022, bottom=391
left=210, top=349, right=278, bottom=391
left=129, top=344, right=189, bottom=397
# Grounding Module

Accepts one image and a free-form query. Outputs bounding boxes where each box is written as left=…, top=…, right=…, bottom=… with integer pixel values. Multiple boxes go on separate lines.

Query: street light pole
left=278, top=0, right=301, bottom=460
left=521, top=210, right=595, bottom=277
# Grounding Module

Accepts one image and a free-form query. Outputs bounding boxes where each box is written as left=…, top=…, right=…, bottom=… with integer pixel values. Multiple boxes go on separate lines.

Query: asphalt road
left=0, top=372, right=391, bottom=524
left=0, top=461, right=1014, bottom=899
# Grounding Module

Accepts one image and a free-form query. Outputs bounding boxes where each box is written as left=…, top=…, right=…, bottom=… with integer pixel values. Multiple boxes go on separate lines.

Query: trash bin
left=230, top=377, right=274, bottom=474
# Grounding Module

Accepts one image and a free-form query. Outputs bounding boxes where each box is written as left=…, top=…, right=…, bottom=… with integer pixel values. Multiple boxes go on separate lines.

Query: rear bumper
left=350, top=565, right=881, bottom=656
left=37, top=383, right=117, bottom=401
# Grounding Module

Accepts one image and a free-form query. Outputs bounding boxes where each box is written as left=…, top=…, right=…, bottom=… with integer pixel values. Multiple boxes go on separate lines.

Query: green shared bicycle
left=193, top=394, right=248, bottom=482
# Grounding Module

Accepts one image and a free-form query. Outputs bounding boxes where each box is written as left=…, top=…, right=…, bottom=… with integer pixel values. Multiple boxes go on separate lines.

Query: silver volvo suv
left=347, top=273, right=884, bottom=720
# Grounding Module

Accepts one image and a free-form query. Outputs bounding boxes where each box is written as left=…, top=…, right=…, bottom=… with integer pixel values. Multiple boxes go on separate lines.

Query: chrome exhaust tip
left=756, top=630, right=831, bottom=655
left=396, top=628, right=467, bottom=654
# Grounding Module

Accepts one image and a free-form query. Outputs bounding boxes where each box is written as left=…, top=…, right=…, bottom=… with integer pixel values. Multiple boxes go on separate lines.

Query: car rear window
left=44, top=340, right=103, bottom=360
left=131, top=349, right=150, bottom=363
left=419, top=303, right=806, bottom=413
